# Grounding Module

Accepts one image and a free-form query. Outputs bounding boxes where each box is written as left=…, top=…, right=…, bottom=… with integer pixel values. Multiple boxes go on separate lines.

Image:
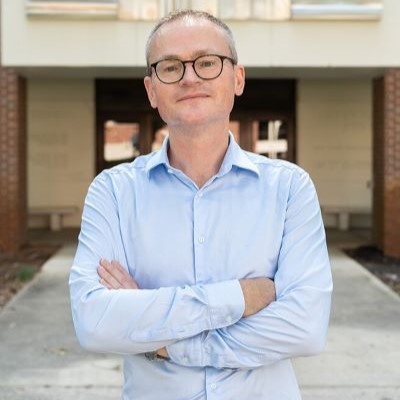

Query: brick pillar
left=0, top=69, right=27, bottom=254
left=373, top=69, right=400, bottom=259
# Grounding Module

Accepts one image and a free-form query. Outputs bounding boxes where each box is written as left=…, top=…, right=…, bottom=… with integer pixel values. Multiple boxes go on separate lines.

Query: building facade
left=1, top=0, right=399, bottom=257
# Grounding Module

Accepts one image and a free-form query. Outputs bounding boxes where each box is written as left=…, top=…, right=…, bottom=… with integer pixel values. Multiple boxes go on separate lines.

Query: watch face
left=144, top=351, right=157, bottom=361
left=144, top=351, right=169, bottom=362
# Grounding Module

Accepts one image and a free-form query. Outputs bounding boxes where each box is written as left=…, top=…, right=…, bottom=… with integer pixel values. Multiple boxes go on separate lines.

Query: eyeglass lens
left=155, top=55, right=224, bottom=83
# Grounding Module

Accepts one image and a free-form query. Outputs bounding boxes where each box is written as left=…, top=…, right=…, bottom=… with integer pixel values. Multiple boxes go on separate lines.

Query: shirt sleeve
left=69, top=172, right=245, bottom=355
left=166, top=170, right=333, bottom=369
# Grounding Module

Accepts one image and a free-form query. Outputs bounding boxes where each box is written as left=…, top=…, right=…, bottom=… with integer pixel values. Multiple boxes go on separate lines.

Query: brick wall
left=373, top=69, right=400, bottom=259
left=373, top=78, right=384, bottom=250
left=0, top=69, right=27, bottom=254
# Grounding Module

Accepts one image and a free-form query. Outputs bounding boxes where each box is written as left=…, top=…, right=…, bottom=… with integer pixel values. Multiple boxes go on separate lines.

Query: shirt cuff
left=167, top=279, right=244, bottom=367
left=205, top=279, right=245, bottom=329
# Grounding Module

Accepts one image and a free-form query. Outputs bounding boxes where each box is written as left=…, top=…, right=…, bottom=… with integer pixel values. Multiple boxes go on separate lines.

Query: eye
left=198, top=59, right=216, bottom=68
left=200, top=60, right=214, bottom=68
left=165, top=65, right=179, bottom=72
left=196, top=55, right=221, bottom=70
left=159, top=60, right=182, bottom=74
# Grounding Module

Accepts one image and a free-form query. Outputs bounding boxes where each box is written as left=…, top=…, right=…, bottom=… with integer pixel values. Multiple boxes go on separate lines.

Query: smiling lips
left=177, top=93, right=209, bottom=102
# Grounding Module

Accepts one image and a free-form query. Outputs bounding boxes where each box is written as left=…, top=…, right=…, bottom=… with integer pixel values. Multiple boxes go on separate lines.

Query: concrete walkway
left=0, top=233, right=399, bottom=399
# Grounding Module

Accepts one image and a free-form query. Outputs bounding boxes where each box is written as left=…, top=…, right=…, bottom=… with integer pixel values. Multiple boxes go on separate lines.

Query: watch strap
left=144, top=351, right=169, bottom=362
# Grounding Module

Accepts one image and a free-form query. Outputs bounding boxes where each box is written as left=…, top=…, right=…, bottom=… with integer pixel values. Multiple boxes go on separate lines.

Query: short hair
left=145, top=9, right=238, bottom=73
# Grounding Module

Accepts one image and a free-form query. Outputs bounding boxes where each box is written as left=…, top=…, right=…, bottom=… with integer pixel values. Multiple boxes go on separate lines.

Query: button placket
left=193, top=190, right=207, bottom=283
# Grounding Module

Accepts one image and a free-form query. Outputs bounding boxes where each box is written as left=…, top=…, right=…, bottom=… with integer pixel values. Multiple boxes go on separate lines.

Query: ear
left=234, top=64, right=245, bottom=97
left=144, top=76, right=158, bottom=109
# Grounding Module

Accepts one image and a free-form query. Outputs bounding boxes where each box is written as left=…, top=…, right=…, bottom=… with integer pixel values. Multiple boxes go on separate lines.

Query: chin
left=168, top=114, right=211, bottom=127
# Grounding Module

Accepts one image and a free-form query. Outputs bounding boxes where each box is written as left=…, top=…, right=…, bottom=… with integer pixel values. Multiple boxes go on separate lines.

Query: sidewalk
left=0, top=232, right=399, bottom=400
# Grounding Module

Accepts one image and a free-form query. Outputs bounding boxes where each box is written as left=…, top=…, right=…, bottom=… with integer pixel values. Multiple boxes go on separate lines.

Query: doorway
left=96, top=79, right=164, bottom=173
left=232, top=79, right=296, bottom=162
left=96, top=78, right=296, bottom=173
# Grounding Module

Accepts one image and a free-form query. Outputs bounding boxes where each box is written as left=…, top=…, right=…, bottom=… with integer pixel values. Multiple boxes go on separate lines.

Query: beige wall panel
left=2, top=0, right=400, bottom=68
left=28, top=79, right=95, bottom=227
left=297, top=79, right=372, bottom=226
left=2, top=0, right=150, bottom=67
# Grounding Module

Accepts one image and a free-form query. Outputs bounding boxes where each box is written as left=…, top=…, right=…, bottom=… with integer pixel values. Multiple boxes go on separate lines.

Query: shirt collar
left=220, top=133, right=260, bottom=178
left=145, top=135, right=171, bottom=177
left=145, top=132, right=260, bottom=178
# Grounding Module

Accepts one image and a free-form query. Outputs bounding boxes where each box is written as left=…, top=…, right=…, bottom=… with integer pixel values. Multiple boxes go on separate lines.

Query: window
left=26, top=0, right=118, bottom=18
left=28, top=0, right=116, bottom=2
left=291, top=0, right=383, bottom=20
left=174, top=0, right=290, bottom=20
left=219, top=0, right=290, bottom=20
left=26, top=0, right=383, bottom=20
left=253, top=119, right=288, bottom=160
left=103, top=120, right=140, bottom=162
left=119, top=0, right=162, bottom=20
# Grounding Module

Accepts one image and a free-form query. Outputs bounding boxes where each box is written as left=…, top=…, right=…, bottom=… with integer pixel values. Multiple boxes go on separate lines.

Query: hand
left=157, top=347, right=169, bottom=359
left=239, top=277, right=276, bottom=317
left=97, top=259, right=139, bottom=290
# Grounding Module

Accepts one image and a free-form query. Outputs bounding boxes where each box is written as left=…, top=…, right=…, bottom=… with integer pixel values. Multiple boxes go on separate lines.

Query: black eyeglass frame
left=148, top=54, right=237, bottom=84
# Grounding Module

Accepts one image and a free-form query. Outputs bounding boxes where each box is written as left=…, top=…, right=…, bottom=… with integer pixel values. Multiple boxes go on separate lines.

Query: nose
left=179, top=61, right=201, bottom=85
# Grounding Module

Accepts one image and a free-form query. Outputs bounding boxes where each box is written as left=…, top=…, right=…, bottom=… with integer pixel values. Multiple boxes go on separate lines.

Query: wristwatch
left=144, top=351, right=169, bottom=362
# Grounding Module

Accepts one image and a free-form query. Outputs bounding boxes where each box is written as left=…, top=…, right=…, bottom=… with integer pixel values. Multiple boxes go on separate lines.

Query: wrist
left=144, top=350, right=169, bottom=362
left=144, top=346, right=169, bottom=362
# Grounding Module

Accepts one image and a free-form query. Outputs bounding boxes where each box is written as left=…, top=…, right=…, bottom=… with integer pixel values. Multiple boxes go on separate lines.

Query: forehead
left=149, top=18, right=230, bottom=61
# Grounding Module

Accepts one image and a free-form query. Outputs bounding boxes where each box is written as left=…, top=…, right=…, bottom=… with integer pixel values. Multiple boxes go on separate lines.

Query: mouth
left=177, top=93, right=209, bottom=102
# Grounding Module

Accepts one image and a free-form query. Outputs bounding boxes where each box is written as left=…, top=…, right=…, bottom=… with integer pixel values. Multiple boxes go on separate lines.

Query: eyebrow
left=153, top=50, right=223, bottom=62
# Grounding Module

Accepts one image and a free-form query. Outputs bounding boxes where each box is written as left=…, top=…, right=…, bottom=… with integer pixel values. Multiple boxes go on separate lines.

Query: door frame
left=231, top=110, right=296, bottom=163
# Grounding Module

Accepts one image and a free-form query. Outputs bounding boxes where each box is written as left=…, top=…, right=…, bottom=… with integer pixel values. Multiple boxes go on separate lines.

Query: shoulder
left=89, top=152, right=157, bottom=194
left=244, top=151, right=309, bottom=179
left=96, top=153, right=155, bottom=181
left=242, top=151, right=315, bottom=200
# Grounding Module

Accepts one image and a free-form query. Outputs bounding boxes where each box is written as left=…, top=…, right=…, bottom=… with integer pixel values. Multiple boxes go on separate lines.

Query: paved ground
left=0, top=230, right=399, bottom=400
left=294, top=246, right=400, bottom=400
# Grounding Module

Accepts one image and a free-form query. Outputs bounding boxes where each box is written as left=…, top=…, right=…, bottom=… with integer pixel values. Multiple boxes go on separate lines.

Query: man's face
left=144, top=18, right=245, bottom=129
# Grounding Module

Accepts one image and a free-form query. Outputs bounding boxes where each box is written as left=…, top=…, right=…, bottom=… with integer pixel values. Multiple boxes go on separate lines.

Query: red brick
left=373, top=71, right=400, bottom=259
left=0, top=67, right=27, bottom=254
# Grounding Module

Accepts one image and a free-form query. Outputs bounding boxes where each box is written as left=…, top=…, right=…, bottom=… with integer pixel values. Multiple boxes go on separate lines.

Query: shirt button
left=167, top=169, right=173, bottom=174
left=225, top=315, right=232, bottom=323
left=210, top=383, right=217, bottom=390
left=198, top=236, right=205, bottom=244
left=198, top=191, right=203, bottom=197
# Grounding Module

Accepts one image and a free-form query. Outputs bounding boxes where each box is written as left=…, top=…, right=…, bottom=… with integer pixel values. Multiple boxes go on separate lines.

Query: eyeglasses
left=149, top=54, right=236, bottom=84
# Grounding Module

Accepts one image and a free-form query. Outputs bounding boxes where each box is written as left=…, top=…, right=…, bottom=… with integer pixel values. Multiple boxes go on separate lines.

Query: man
left=70, top=10, right=332, bottom=399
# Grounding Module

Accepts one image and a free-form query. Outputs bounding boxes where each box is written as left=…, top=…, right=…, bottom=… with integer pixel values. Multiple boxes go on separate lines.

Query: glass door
left=230, top=113, right=295, bottom=163
left=97, top=113, right=165, bottom=172
left=252, top=118, right=290, bottom=160
left=103, top=120, right=141, bottom=165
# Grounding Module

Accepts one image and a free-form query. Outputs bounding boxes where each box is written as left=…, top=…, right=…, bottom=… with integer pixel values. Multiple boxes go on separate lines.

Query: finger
left=101, top=259, right=125, bottom=283
left=100, top=259, right=125, bottom=288
left=110, top=260, right=128, bottom=282
left=97, top=265, right=121, bottom=289
left=99, top=277, right=112, bottom=290
left=110, top=259, right=125, bottom=273
left=98, top=266, right=116, bottom=289
left=110, top=260, right=139, bottom=289
left=99, top=259, right=139, bottom=289
left=121, top=275, right=139, bottom=289
left=100, top=258, right=112, bottom=271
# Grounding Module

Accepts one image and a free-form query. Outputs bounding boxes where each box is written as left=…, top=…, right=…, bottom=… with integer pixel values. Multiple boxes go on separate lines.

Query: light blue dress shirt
left=70, top=133, right=332, bottom=400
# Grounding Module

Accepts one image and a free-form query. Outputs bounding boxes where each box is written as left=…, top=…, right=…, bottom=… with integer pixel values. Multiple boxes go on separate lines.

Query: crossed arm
left=70, top=170, right=332, bottom=369
left=97, top=259, right=276, bottom=359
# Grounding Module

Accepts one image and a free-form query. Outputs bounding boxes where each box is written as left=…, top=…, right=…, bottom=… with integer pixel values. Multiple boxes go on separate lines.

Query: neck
left=167, top=123, right=230, bottom=188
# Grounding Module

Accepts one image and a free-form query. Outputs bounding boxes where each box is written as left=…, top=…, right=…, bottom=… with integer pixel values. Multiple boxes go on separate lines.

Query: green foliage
left=18, top=265, right=36, bottom=282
